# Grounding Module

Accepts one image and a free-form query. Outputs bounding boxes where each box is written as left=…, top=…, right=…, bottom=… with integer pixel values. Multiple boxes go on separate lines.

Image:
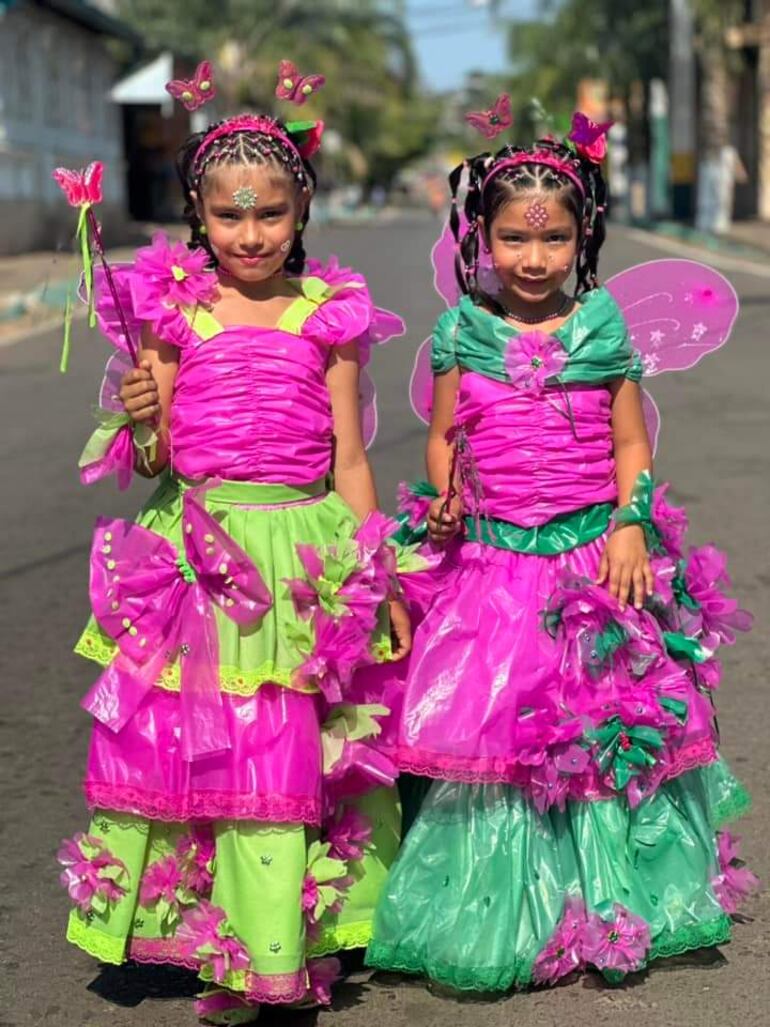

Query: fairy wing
left=604, top=259, right=738, bottom=375
left=605, top=258, right=739, bottom=453
left=99, top=349, right=134, bottom=413
left=360, top=368, right=378, bottom=449
left=410, top=338, right=433, bottom=425
left=275, top=60, right=300, bottom=101
left=292, top=73, right=325, bottom=105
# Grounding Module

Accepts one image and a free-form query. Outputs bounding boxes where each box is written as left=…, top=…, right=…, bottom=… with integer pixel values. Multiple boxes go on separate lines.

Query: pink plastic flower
left=651, top=483, right=689, bottom=559
left=57, top=832, right=127, bottom=914
left=177, top=827, right=215, bottom=894
left=302, top=874, right=320, bottom=914
left=306, top=957, right=341, bottom=1005
left=295, top=612, right=372, bottom=702
left=52, top=161, right=104, bottom=207
left=712, top=832, right=759, bottom=914
left=683, top=545, right=753, bottom=644
left=582, top=905, right=650, bottom=973
left=533, top=898, right=587, bottom=985
left=325, top=808, right=372, bottom=862
left=177, top=901, right=250, bottom=982
left=396, top=482, right=436, bottom=529
left=133, top=231, right=217, bottom=310
left=504, top=331, right=567, bottom=392
left=140, top=855, right=183, bottom=907
left=568, top=112, right=613, bottom=163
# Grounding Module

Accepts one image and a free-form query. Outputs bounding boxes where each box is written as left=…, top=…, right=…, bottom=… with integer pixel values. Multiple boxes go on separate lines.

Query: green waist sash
left=169, top=474, right=328, bottom=506
left=465, top=502, right=613, bottom=555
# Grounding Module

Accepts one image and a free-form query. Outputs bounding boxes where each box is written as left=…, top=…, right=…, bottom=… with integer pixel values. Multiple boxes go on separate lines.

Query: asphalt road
left=0, top=218, right=768, bottom=1027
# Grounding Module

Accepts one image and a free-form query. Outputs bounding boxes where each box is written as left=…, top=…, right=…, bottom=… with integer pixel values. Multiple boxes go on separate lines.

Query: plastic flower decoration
left=568, top=112, right=613, bottom=163
left=133, top=231, right=217, bottom=312
left=532, top=897, right=587, bottom=984
left=51, top=161, right=105, bottom=370
left=582, top=904, right=650, bottom=974
left=57, top=832, right=128, bottom=914
left=504, top=331, right=568, bottom=392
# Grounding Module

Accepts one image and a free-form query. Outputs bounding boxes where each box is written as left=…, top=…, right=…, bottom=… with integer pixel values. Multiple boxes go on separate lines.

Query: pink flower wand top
left=81, top=482, right=273, bottom=761
left=52, top=161, right=140, bottom=370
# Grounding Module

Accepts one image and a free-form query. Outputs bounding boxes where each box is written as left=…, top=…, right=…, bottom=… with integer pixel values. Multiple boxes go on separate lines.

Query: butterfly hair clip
left=275, top=60, right=325, bottom=106
left=465, top=93, right=513, bottom=140
left=165, top=61, right=217, bottom=112
left=567, top=111, right=614, bottom=163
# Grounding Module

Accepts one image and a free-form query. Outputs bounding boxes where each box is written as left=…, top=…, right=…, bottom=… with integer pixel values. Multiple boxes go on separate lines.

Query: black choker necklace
left=499, top=294, right=572, bottom=324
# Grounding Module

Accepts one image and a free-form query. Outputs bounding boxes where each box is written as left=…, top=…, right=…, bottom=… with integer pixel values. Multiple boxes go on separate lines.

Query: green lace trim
left=366, top=940, right=534, bottom=992
left=75, top=630, right=394, bottom=696
left=307, top=919, right=373, bottom=958
left=648, top=914, right=732, bottom=963
left=66, top=912, right=126, bottom=966
left=712, top=782, right=753, bottom=827
left=367, top=915, right=734, bottom=992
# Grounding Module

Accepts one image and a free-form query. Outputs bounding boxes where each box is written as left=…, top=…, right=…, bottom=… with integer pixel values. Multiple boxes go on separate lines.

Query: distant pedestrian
left=366, top=112, right=756, bottom=994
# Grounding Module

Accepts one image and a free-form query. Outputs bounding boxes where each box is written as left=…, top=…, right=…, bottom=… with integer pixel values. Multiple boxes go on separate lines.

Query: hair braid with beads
left=449, top=137, right=607, bottom=314
left=176, top=121, right=317, bottom=275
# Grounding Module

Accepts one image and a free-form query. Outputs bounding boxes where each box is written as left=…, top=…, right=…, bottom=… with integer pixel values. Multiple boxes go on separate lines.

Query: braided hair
left=449, top=137, right=608, bottom=314
left=176, top=121, right=318, bottom=276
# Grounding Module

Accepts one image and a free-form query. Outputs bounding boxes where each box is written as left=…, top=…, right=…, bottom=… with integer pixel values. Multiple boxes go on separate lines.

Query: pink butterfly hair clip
left=275, top=60, right=326, bottom=106
left=568, top=111, right=614, bottom=163
left=465, top=94, right=513, bottom=140
left=165, top=60, right=217, bottom=112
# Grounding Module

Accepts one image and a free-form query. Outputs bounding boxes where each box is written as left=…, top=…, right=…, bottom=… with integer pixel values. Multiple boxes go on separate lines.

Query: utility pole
left=669, top=0, right=696, bottom=219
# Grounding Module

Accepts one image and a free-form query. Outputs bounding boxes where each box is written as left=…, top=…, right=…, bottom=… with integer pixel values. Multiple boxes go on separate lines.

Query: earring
left=562, top=264, right=571, bottom=272
left=296, top=220, right=304, bottom=231
left=199, top=225, right=208, bottom=236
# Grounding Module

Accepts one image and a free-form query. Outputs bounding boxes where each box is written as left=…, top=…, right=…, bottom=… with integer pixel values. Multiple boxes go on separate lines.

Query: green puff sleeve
left=430, top=305, right=461, bottom=374
left=558, top=287, right=644, bottom=385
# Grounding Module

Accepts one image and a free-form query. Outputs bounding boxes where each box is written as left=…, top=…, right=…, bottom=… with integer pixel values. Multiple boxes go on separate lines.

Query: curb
left=629, top=219, right=770, bottom=264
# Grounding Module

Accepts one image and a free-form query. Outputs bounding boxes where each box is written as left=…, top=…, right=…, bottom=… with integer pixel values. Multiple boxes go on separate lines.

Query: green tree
left=117, top=0, right=438, bottom=189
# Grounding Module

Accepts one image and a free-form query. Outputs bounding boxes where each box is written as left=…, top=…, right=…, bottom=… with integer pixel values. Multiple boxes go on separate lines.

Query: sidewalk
left=631, top=216, right=770, bottom=263
left=0, top=224, right=185, bottom=345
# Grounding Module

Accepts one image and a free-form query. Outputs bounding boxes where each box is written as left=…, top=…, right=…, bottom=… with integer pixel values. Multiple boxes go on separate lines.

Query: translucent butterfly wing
left=431, top=211, right=499, bottom=308
left=604, top=259, right=739, bottom=377
left=360, top=368, right=378, bottom=449
left=99, top=350, right=134, bottom=413
left=641, top=387, right=661, bottom=456
left=410, top=337, right=433, bottom=424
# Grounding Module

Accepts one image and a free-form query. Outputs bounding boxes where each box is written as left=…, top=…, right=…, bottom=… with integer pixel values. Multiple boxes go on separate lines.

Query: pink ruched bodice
left=458, top=371, right=617, bottom=526
left=170, top=328, right=334, bottom=483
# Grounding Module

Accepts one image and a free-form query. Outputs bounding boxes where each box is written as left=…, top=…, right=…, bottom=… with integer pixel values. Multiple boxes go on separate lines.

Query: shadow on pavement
left=87, top=960, right=200, bottom=1007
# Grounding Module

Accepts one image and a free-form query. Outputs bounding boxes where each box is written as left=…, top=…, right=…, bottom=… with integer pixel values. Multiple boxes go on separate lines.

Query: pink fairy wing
left=275, top=60, right=300, bottom=100
left=604, top=259, right=739, bottom=375
left=359, top=368, right=378, bottom=449
left=84, top=161, right=104, bottom=205
left=642, top=387, right=661, bottom=456
left=410, top=337, right=433, bottom=425
left=52, top=167, right=85, bottom=206
left=464, top=112, right=498, bottom=139
left=292, top=73, right=326, bottom=105
left=491, top=93, right=513, bottom=130
left=99, top=350, right=134, bottom=413
left=431, top=210, right=499, bottom=309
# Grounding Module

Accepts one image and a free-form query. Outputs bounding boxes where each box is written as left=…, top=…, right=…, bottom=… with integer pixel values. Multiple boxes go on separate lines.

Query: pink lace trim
left=84, top=782, right=321, bottom=825
left=129, top=940, right=309, bottom=1005
left=243, top=969, right=308, bottom=1005
left=129, top=935, right=201, bottom=971
left=395, top=737, right=718, bottom=799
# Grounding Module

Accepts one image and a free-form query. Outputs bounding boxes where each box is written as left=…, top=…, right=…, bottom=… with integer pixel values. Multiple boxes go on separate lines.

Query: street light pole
left=669, top=0, right=696, bottom=219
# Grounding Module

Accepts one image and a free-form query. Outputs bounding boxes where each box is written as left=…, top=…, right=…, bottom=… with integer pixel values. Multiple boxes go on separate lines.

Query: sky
left=406, top=0, right=540, bottom=92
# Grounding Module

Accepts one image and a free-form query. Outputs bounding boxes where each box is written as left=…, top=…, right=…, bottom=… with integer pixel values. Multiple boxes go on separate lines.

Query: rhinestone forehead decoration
left=232, top=185, right=258, bottom=210
left=523, top=199, right=550, bottom=229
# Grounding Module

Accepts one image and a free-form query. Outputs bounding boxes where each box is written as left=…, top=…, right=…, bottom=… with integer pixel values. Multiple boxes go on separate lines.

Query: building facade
left=0, top=0, right=138, bottom=254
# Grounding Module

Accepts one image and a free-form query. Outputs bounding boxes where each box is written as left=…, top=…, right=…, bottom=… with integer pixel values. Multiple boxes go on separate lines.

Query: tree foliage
left=116, top=0, right=439, bottom=186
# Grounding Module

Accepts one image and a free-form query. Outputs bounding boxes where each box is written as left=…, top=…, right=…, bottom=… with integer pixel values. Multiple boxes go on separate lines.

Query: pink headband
left=192, top=114, right=304, bottom=179
left=481, top=150, right=586, bottom=198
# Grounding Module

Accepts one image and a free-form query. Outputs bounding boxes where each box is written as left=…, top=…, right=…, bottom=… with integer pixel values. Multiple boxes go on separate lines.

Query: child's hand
left=427, top=495, right=463, bottom=545
left=119, top=360, right=159, bottom=423
left=596, top=524, right=654, bottom=611
left=388, top=598, right=412, bottom=661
